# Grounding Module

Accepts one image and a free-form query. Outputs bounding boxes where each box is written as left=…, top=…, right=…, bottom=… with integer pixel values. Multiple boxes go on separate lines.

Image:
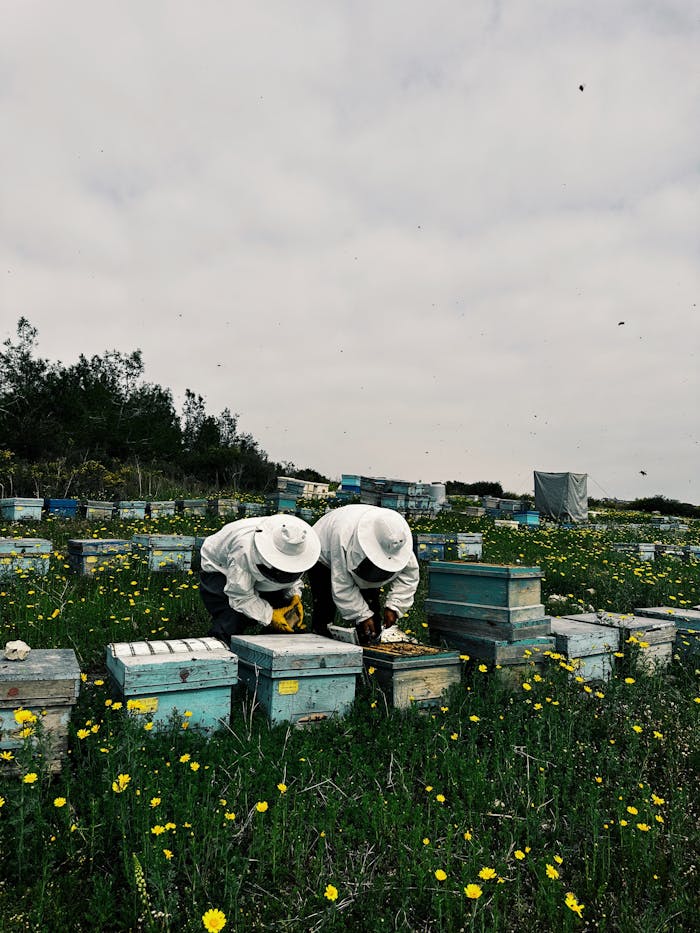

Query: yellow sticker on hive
left=86, top=556, right=98, bottom=563
left=153, top=550, right=162, bottom=555
left=127, top=697, right=159, bottom=714
left=278, top=680, right=299, bottom=695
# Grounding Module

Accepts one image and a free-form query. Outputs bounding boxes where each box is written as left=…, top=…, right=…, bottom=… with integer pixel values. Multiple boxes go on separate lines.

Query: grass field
left=0, top=508, right=698, bottom=932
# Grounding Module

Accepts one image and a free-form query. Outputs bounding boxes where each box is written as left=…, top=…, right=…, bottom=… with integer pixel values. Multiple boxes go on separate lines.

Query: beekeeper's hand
left=356, top=616, right=378, bottom=644
left=383, top=608, right=398, bottom=629
left=290, top=594, right=304, bottom=624
left=269, top=608, right=294, bottom=633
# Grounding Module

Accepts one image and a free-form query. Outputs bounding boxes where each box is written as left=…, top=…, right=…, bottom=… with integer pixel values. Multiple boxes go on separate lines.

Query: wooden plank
left=229, top=634, right=363, bottom=674
left=106, top=638, right=238, bottom=692
left=428, top=628, right=555, bottom=664
left=425, top=597, right=547, bottom=625
left=427, top=611, right=551, bottom=641
left=634, top=607, right=700, bottom=630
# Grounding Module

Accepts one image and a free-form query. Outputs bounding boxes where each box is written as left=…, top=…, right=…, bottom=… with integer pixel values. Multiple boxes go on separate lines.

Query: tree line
left=0, top=318, right=324, bottom=500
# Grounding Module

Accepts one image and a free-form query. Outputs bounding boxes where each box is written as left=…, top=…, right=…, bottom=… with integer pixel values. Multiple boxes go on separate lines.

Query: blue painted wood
left=116, top=500, right=147, bottom=519
left=513, top=512, right=540, bottom=526
left=427, top=562, right=542, bottom=608
left=429, top=628, right=556, bottom=664
left=427, top=607, right=551, bottom=640
left=0, top=498, right=43, bottom=521
left=240, top=502, right=265, bottom=516
left=341, top=474, right=361, bottom=488
left=265, top=493, right=297, bottom=512
left=444, top=533, right=483, bottom=561
left=67, top=538, right=130, bottom=575
left=551, top=618, right=620, bottom=681
left=0, top=538, right=52, bottom=577
left=105, top=637, right=237, bottom=731
left=131, top=534, right=195, bottom=572
left=563, top=611, right=675, bottom=671
left=44, top=498, right=79, bottom=517
left=230, top=634, right=363, bottom=725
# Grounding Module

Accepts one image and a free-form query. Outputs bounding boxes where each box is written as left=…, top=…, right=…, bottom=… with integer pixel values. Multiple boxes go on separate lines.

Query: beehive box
left=230, top=634, right=363, bottom=726
left=44, top=498, right=79, bottom=518
left=297, top=507, right=314, bottom=521
left=415, top=533, right=447, bottom=561
left=635, top=607, right=700, bottom=663
left=362, top=643, right=461, bottom=708
left=208, top=498, right=240, bottom=517
left=265, top=493, right=297, bottom=513
left=147, top=501, right=176, bottom=517
left=563, top=612, right=675, bottom=672
left=0, top=538, right=52, bottom=578
left=429, top=628, right=555, bottom=665
left=612, top=543, right=656, bottom=561
left=654, top=544, right=686, bottom=559
left=0, top=498, right=43, bottom=521
left=83, top=500, right=115, bottom=520
left=131, top=534, right=195, bottom=572
left=115, top=500, right=147, bottom=520
left=68, top=538, right=131, bottom=575
left=106, top=638, right=237, bottom=731
left=426, top=562, right=545, bottom=628
left=463, top=506, right=486, bottom=517
left=444, top=533, right=483, bottom=561
left=550, top=618, right=621, bottom=681
left=240, top=501, right=265, bottom=517
left=177, top=499, right=208, bottom=516
left=427, top=609, right=551, bottom=642
left=0, top=649, right=81, bottom=772
left=513, top=511, right=540, bottom=526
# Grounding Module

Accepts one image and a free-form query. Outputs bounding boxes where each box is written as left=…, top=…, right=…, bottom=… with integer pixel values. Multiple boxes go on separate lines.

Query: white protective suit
left=313, top=504, right=420, bottom=624
left=200, top=517, right=302, bottom=626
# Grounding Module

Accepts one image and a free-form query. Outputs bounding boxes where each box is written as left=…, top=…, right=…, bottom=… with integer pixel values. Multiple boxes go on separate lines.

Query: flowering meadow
left=0, top=509, right=698, bottom=931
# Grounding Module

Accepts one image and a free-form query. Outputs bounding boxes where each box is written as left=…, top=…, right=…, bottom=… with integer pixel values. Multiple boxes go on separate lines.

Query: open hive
left=363, top=642, right=461, bottom=708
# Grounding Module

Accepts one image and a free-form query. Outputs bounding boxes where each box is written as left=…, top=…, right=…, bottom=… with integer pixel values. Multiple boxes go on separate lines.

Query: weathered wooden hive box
left=429, top=629, right=554, bottom=666
left=208, top=498, right=240, bottom=517
left=635, top=606, right=700, bottom=663
left=415, top=533, right=448, bottom=561
left=105, top=638, right=237, bottom=731
left=0, top=538, right=52, bottom=578
left=654, top=543, right=686, bottom=559
left=240, top=501, right=265, bottom=517
left=131, top=534, right=196, bottom=572
left=563, top=611, right=676, bottom=671
left=612, top=542, right=656, bottom=561
left=67, top=538, right=131, bottom=575
left=147, top=501, right=176, bottom=517
left=297, top=507, right=314, bottom=521
left=265, top=493, right=297, bottom=513
left=230, top=634, right=363, bottom=726
left=115, top=500, right=147, bottom=520
left=0, top=498, right=44, bottom=521
left=177, top=499, right=208, bottom=516
left=444, top=533, right=483, bottom=561
left=44, top=498, right=79, bottom=518
left=0, top=649, right=81, bottom=772
left=362, top=643, right=461, bottom=708
left=463, top=506, right=486, bottom=517
left=550, top=618, right=621, bottom=681
left=82, top=500, right=115, bottom=520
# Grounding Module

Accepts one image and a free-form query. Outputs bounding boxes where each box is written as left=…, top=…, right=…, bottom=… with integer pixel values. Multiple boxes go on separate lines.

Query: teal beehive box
left=105, top=638, right=238, bottom=732
left=0, top=649, right=81, bottom=773
left=635, top=607, right=700, bottom=663
left=563, top=612, right=675, bottom=672
left=131, top=534, right=195, bottom=572
left=0, top=538, right=52, bottom=578
left=0, top=498, right=43, bottom=521
left=116, top=500, right=147, bottom=520
left=230, top=633, right=363, bottom=726
left=550, top=617, right=621, bottom=681
left=83, top=500, right=115, bottom=520
left=68, top=538, right=131, bottom=575
left=147, top=501, right=176, bottom=517
left=414, top=533, right=447, bottom=561
left=240, top=501, right=265, bottom=517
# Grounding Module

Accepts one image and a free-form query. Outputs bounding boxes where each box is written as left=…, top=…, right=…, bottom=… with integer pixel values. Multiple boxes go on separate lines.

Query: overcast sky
left=1, top=1, right=698, bottom=502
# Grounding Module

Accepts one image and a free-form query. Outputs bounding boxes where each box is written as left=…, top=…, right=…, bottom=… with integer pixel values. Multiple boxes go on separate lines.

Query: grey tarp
left=534, top=472, right=588, bottom=522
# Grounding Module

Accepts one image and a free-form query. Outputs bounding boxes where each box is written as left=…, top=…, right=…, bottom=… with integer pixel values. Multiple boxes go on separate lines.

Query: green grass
left=0, top=510, right=698, bottom=931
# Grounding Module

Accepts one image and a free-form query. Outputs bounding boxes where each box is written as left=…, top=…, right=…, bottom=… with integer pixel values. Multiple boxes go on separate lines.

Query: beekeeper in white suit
left=308, top=504, right=419, bottom=644
left=199, top=514, right=321, bottom=645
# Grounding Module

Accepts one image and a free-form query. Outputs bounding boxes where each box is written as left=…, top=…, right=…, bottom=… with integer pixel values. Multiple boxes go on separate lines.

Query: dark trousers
left=199, top=571, right=290, bottom=646
left=307, top=562, right=381, bottom=642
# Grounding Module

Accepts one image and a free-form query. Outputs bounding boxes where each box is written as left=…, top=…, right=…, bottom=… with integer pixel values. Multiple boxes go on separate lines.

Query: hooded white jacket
left=313, top=504, right=419, bottom=624
left=200, top=517, right=303, bottom=626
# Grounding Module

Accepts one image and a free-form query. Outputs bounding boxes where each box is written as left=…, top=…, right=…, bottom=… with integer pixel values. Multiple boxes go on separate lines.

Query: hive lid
left=106, top=638, right=237, bottom=690
left=229, top=633, right=363, bottom=673
left=0, top=538, right=52, bottom=554
left=0, top=649, right=81, bottom=706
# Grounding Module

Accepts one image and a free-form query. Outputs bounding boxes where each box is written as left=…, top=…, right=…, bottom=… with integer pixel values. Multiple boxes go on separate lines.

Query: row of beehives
left=0, top=496, right=271, bottom=522
left=0, top=534, right=205, bottom=577
left=611, top=542, right=700, bottom=561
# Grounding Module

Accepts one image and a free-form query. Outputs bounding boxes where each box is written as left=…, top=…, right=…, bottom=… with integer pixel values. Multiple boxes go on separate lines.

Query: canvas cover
left=534, top=472, right=588, bottom=522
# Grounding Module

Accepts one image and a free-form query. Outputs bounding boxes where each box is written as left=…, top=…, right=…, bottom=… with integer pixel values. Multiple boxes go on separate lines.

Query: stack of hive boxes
left=634, top=606, right=698, bottom=662
left=560, top=611, right=676, bottom=672
left=426, top=563, right=554, bottom=681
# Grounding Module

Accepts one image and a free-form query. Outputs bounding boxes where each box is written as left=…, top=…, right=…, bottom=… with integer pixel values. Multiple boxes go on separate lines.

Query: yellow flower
left=94, top=679, right=104, bottom=686
left=464, top=883, right=483, bottom=899
left=53, top=797, right=67, bottom=808
left=163, top=849, right=174, bottom=860
left=478, top=664, right=488, bottom=673
left=368, top=667, right=375, bottom=675
left=636, top=823, right=651, bottom=832
left=624, top=677, right=635, bottom=684
left=256, top=801, right=268, bottom=813
left=0, top=751, right=14, bottom=761
left=224, top=812, right=236, bottom=821
left=184, top=710, right=193, bottom=717
left=151, top=825, right=166, bottom=836
left=23, top=772, right=38, bottom=784
left=144, top=722, right=154, bottom=732
left=651, top=794, right=665, bottom=806
left=553, top=855, right=563, bottom=865
left=76, top=729, right=90, bottom=740
left=626, top=806, right=638, bottom=816
left=422, top=837, right=430, bottom=845
left=546, top=864, right=559, bottom=879
left=324, top=884, right=338, bottom=902
left=514, top=850, right=525, bottom=860
left=179, top=753, right=191, bottom=763
left=450, top=732, right=458, bottom=740
left=0, top=797, right=4, bottom=807
left=277, top=783, right=287, bottom=794
left=202, top=908, right=227, bottom=932
left=469, top=715, right=480, bottom=723
left=150, top=797, right=161, bottom=808
left=564, top=891, right=584, bottom=918
left=435, top=869, right=447, bottom=881
left=478, top=867, right=497, bottom=880
left=14, top=709, right=37, bottom=725
left=436, top=794, right=446, bottom=803
left=632, top=725, right=642, bottom=734
left=464, top=830, right=472, bottom=841
left=112, top=773, right=131, bottom=794
left=424, top=785, right=433, bottom=792
left=522, top=682, right=532, bottom=691
left=190, top=762, right=200, bottom=772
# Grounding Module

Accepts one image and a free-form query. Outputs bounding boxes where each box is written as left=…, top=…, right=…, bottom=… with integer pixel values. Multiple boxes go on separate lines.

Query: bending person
left=308, top=504, right=419, bottom=644
left=199, top=513, right=320, bottom=645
